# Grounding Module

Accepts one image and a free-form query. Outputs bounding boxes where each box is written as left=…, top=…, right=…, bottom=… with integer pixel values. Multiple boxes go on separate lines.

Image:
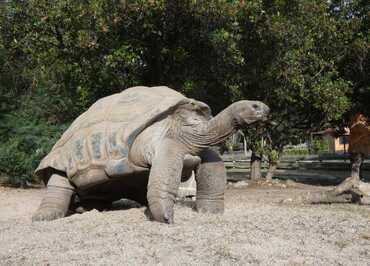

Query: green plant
left=311, top=138, right=329, bottom=154
left=283, top=148, right=310, bottom=156
left=0, top=113, right=66, bottom=186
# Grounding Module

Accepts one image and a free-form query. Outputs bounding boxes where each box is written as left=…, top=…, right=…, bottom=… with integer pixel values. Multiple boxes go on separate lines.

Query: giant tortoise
left=33, top=86, right=269, bottom=223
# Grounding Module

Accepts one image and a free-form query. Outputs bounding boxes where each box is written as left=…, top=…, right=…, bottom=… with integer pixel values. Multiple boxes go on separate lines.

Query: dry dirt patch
left=1, top=184, right=370, bottom=265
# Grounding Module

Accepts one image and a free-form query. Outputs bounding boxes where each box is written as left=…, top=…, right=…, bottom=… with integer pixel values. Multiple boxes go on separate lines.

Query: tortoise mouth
left=241, top=113, right=269, bottom=126
left=244, top=115, right=271, bottom=128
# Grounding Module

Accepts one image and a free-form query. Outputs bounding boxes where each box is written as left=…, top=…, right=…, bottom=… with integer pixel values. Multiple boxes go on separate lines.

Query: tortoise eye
left=252, top=104, right=260, bottom=110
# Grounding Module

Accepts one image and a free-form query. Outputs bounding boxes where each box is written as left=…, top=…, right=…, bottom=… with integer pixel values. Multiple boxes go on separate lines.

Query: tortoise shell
left=35, top=86, right=189, bottom=181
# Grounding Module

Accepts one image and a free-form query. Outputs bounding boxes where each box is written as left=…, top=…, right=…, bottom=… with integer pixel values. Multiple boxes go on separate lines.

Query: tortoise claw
left=32, top=207, right=66, bottom=222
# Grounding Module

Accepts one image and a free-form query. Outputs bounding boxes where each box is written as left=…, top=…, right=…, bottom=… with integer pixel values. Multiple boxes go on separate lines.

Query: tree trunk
left=351, top=152, right=363, bottom=179
left=250, top=152, right=262, bottom=180
left=265, top=152, right=281, bottom=181
left=303, top=152, right=370, bottom=204
left=265, top=161, right=278, bottom=181
left=332, top=152, right=363, bottom=194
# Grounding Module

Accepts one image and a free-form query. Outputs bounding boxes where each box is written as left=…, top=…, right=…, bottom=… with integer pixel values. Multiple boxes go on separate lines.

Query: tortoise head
left=229, top=100, right=270, bottom=128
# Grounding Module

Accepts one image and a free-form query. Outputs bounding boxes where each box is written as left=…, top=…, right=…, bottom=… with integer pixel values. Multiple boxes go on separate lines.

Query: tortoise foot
left=147, top=200, right=174, bottom=224
left=196, top=199, right=224, bottom=214
left=32, top=207, right=66, bottom=221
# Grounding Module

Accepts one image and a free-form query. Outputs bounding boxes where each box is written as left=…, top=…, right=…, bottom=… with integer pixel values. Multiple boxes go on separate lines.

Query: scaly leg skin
left=147, top=138, right=185, bottom=223
left=32, top=174, right=75, bottom=221
left=195, top=148, right=226, bottom=214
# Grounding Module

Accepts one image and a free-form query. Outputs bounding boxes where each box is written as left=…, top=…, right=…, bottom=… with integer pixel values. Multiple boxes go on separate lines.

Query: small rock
left=281, top=198, right=293, bottom=203
left=233, top=181, right=249, bottom=188
left=286, top=179, right=297, bottom=186
left=360, top=196, right=370, bottom=205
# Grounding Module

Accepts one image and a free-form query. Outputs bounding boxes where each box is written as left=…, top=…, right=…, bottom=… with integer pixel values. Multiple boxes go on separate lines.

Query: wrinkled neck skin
left=174, top=107, right=238, bottom=155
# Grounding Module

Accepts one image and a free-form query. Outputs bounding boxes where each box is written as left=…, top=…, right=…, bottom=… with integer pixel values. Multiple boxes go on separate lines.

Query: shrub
left=0, top=113, right=67, bottom=186
left=0, top=87, right=68, bottom=186
left=312, top=139, right=330, bottom=154
left=283, top=148, right=310, bottom=156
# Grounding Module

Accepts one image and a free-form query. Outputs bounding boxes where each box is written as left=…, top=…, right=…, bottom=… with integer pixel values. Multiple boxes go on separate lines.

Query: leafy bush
left=0, top=87, right=68, bottom=186
left=283, top=148, right=310, bottom=156
left=0, top=113, right=67, bottom=186
left=311, top=139, right=330, bottom=154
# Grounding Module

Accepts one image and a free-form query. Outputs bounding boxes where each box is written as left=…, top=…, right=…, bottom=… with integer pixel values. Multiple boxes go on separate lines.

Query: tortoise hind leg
left=32, top=174, right=75, bottom=221
left=195, top=148, right=226, bottom=214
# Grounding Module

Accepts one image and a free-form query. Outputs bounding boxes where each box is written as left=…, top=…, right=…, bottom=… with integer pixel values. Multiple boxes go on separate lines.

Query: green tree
left=328, top=0, right=370, bottom=118
left=234, top=0, right=351, bottom=179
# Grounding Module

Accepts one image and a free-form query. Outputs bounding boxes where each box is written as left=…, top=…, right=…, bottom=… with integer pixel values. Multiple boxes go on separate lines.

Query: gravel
left=1, top=184, right=370, bottom=266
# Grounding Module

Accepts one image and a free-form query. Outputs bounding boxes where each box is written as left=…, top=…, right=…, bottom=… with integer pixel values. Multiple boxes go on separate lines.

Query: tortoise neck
left=175, top=107, right=238, bottom=154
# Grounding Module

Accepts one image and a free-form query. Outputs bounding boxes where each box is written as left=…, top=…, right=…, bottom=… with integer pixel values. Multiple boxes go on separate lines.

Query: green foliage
left=0, top=116, right=66, bottom=186
left=283, top=147, right=310, bottom=156
left=328, top=0, right=370, bottom=118
left=311, top=139, right=330, bottom=154
left=1, top=0, right=146, bottom=120
left=237, top=0, right=353, bottom=161
left=0, top=87, right=68, bottom=185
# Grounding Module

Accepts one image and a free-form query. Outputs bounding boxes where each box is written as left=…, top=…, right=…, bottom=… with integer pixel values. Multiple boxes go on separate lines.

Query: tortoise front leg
left=147, top=138, right=185, bottom=223
left=32, top=174, right=75, bottom=221
left=195, top=148, right=226, bottom=214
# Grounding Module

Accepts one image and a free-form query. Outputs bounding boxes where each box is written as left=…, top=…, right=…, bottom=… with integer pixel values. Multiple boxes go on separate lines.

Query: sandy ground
left=1, top=182, right=370, bottom=266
